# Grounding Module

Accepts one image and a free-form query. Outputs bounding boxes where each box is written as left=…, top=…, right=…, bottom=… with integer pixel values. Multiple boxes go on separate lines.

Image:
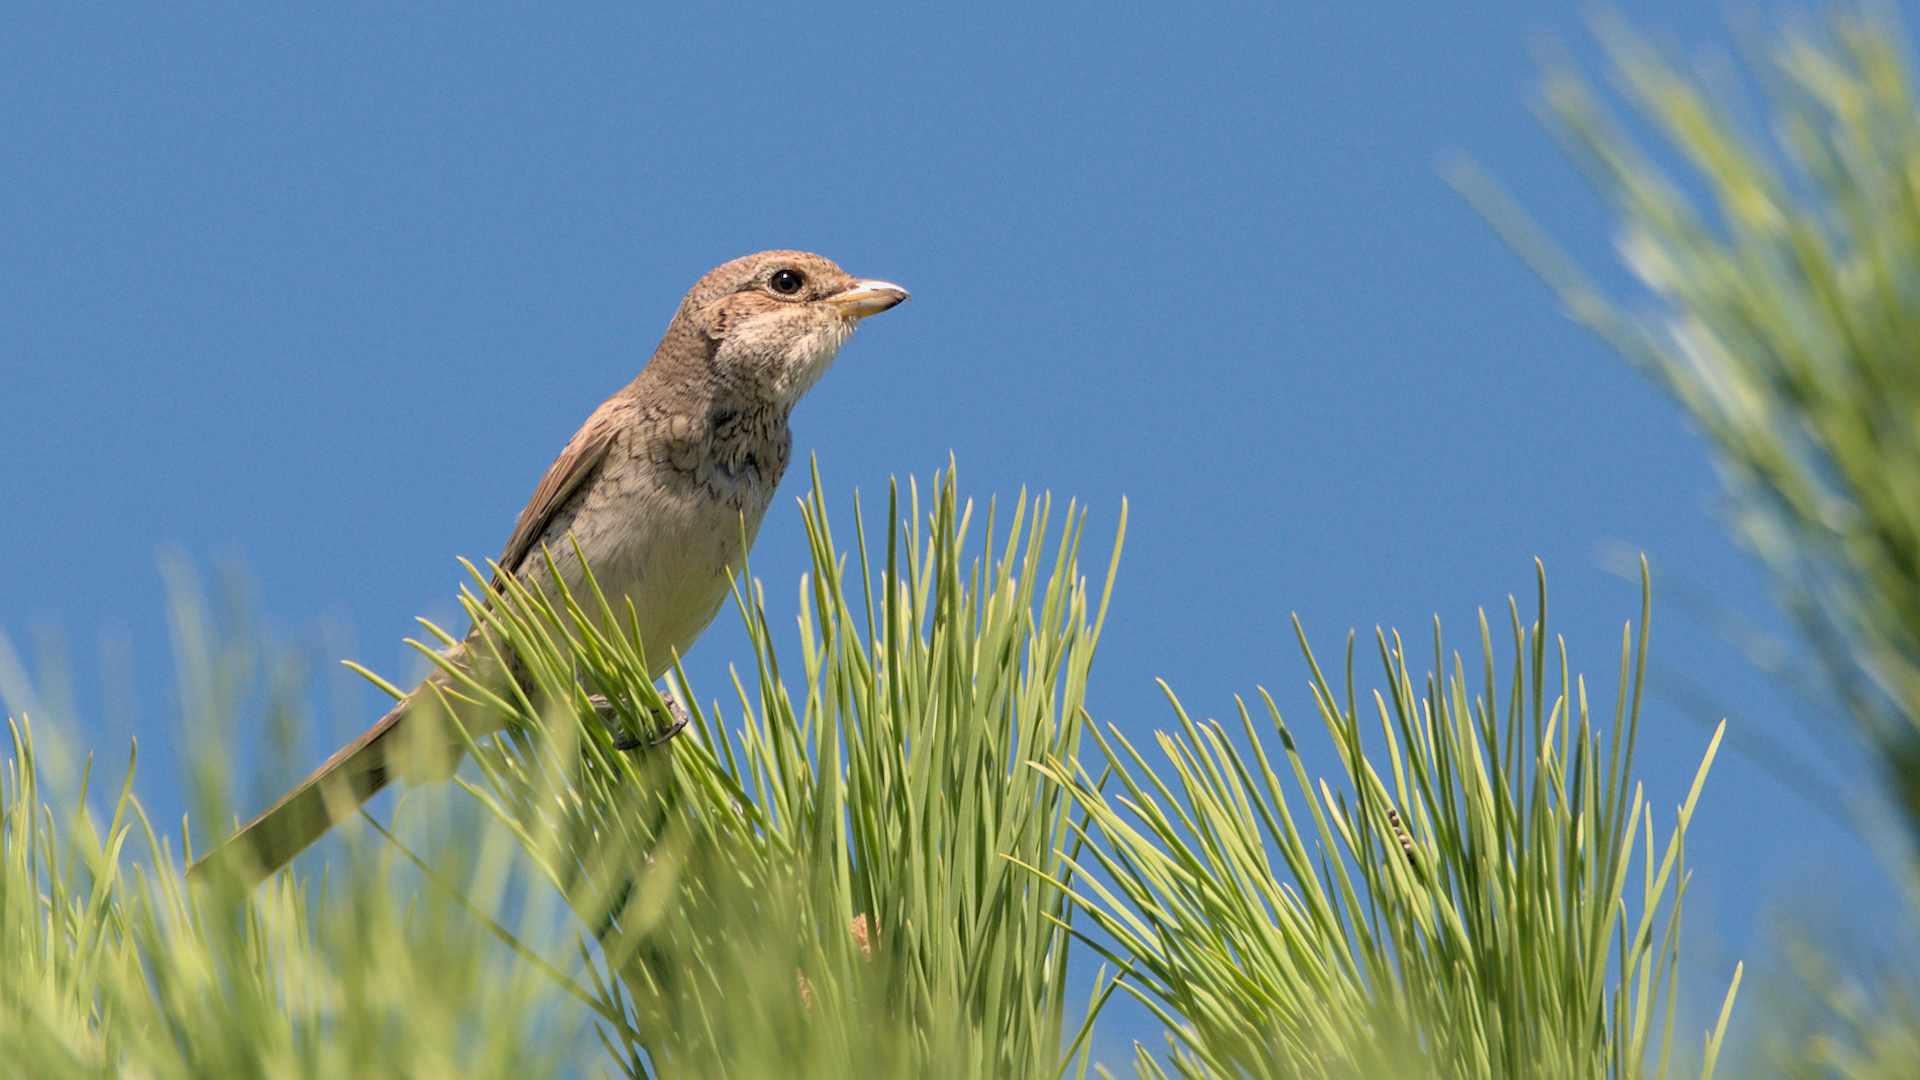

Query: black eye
left=769, top=268, right=805, bottom=295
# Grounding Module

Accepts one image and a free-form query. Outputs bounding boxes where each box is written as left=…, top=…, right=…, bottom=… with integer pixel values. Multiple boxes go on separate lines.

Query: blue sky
left=1, top=0, right=1898, bottom=1062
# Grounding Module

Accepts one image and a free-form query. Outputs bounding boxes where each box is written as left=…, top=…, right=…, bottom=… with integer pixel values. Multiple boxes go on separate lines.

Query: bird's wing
left=494, top=401, right=623, bottom=583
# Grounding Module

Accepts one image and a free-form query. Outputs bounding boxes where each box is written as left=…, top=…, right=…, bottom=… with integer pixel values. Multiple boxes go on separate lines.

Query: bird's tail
left=188, top=695, right=418, bottom=889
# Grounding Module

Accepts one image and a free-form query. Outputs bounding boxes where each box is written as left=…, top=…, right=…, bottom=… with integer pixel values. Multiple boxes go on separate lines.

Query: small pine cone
left=849, top=913, right=877, bottom=960
left=1386, top=807, right=1417, bottom=866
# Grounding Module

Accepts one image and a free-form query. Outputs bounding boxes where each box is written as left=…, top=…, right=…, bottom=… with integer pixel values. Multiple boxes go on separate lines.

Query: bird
left=189, top=251, right=908, bottom=888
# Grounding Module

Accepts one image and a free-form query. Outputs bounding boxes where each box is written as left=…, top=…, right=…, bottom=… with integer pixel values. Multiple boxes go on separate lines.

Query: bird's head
left=671, top=250, right=908, bottom=409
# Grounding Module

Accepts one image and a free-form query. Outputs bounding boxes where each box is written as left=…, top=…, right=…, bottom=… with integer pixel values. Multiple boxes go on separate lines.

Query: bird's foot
left=646, top=696, right=690, bottom=746
left=595, top=692, right=689, bottom=751
left=641, top=693, right=690, bottom=747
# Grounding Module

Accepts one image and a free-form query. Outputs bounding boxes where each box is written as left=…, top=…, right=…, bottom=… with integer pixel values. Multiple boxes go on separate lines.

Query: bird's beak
left=823, top=280, right=910, bottom=320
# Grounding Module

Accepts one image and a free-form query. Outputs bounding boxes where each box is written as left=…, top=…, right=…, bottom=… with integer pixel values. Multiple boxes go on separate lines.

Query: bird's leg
left=592, top=691, right=689, bottom=751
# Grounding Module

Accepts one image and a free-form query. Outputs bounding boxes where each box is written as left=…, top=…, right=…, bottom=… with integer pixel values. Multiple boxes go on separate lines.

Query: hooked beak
left=823, top=280, right=910, bottom=320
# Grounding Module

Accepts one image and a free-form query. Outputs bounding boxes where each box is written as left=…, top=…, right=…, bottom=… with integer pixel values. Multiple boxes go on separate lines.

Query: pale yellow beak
left=823, top=280, right=910, bottom=320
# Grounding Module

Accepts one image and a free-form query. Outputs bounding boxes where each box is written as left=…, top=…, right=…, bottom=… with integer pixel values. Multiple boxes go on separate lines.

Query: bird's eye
left=769, top=268, right=805, bottom=295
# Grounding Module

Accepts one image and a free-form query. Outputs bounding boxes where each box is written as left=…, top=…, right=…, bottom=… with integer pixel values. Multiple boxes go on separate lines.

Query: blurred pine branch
left=1456, top=8, right=1920, bottom=839
left=0, top=644, right=597, bottom=1078
left=1455, top=6, right=1920, bottom=1076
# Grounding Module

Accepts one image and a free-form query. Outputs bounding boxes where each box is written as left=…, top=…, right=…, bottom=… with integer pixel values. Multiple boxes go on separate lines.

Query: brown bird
left=191, top=251, right=908, bottom=887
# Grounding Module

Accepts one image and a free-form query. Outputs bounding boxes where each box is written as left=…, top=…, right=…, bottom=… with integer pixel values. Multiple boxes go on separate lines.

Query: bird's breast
left=544, top=426, right=787, bottom=675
